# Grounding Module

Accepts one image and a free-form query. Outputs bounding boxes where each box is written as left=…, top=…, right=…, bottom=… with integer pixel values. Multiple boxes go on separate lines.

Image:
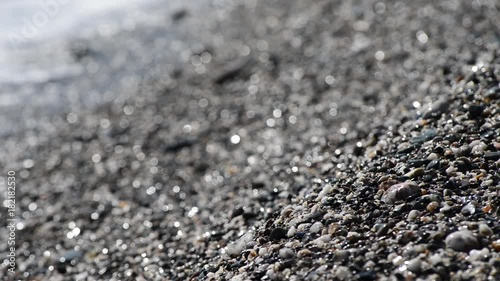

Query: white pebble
left=310, top=222, right=323, bottom=233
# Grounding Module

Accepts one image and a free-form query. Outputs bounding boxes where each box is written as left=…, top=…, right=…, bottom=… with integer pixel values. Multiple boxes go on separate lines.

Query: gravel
left=1, top=0, right=500, bottom=280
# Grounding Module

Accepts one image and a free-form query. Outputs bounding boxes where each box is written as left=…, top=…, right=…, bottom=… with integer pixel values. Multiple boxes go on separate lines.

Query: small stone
left=482, top=205, right=492, bottom=213
left=484, top=151, right=500, bottom=160
left=429, top=253, right=442, bottom=265
left=297, top=249, right=312, bottom=258
left=347, top=231, right=361, bottom=242
left=405, top=168, right=425, bottom=178
left=461, top=203, right=476, bottom=215
left=356, top=271, right=376, bottom=280
left=426, top=159, right=440, bottom=170
left=334, top=250, right=350, bottom=262
left=318, top=234, right=332, bottom=242
left=382, top=181, right=420, bottom=204
left=258, top=248, right=268, bottom=256
left=392, top=255, right=404, bottom=266
left=469, top=248, right=489, bottom=261
left=422, top=97, right=449, bottom=119
left=467, top=104, right=485, bottom=117
left=310, top=222, right=323, bottom=233
left=427, top=153, right=438, bottom=160
left=427, top=201, right=440, bottom=212
left=420, top=216, right=432, bottom=223
left=491, top=240, right=500, bottom=252
left=479, top=223, right=493, bottom=236
left=445, top=230, right=479, bottom=252
left=443, top=189, right=454, bottom=197
left=421, top=194, right=443, bottom=203
left=287, top=226, right=297, bottom=237
left=279, top=248, right=295, bottom=259
left=334, top=266, right=352, bottom=280
left=406, top=258, right=422, bottom=273
left=269, top=228, right=287, bottom=241
left=407, top=210, right=421, bottom=221
left=227, top=232, right=254, bottom=257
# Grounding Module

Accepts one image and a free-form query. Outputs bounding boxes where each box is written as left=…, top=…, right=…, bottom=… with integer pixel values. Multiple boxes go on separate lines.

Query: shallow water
left=0, top=0, right=166, bottom=84
left=0, top=0, right=211, bottom=135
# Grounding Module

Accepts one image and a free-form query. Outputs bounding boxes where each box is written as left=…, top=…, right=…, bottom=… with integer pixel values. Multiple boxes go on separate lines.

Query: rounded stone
left=406, top=258, right=422, bottom=273
left=279, top=248, right=295, bottom=259
left=382, top=182, right=420, bottom=204
left=445, top=230, right=479, bottom=252
left=310, top=222, right=323, bottom=233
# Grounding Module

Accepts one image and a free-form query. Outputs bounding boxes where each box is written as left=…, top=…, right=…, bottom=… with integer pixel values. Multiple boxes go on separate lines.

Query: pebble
left=491, top=240, right=500, bottom=252
left=469, top=248, right=489, bottom=261
left=427, top=201, right=440, bottom=212
left=422, top=97, right=449, bottom=119
left=334, top=266, right=352, bottom=280
left=461, top=203, right=476, bottom=215
left=279, top=248, right=295, bottom=259
left=259, top=248, right=268, bottom=256
left=427, top=153, right=438, bottom=160
left=484, top=151, right=500, bottom=160
left=287, top=226, right=297, bottom=237
left=334, top=250, right=350, bottom=263
left=310, top=222, right=323, bottom=233
left=445, top=230, right=479, bottom=252
left=407, top=210, right=421, bottom=221
left=405, top=168, right=424, bottom=178
left=381, top=182, right=420, bottom=204
left=269, top=228, right=287, bottom=241
left=227, top=232, right=254, bottom=257
left=406, top=258, right=422, bottom=273
left=297, top=249, right=312, bottom=258
left=478, top=223, right=493, bottom=236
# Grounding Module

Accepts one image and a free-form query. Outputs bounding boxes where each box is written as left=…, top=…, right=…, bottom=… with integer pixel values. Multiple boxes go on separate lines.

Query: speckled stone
left=381, top=182, right=420, bottom=204
left=445, top=230, right=479, bottom=252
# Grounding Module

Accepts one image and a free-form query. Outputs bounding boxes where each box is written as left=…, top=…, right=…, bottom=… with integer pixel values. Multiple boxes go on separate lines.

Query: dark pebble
left=484, top=151, right=500, bottom=160
left=467, top=105, right=485, bottom=118
left=409, top=159, right=431, bottom=167
left=397, top=145, right=416, bottom=154
left=356, top=271, right=377, bottom=281
left=382, top=182, right=421, bottom=204
left=171, top=9, right=188, bottom=22
left=269, top=227, right=287, bottom=241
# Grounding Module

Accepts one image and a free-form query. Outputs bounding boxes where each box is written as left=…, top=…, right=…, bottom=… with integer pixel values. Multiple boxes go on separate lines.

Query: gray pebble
left=406, top=258, right=422, bottom=273
left=382, top=182, right=420, bottom=204
left=445, top=230, right=479, bottom=252
left=334, top=249, right=350, bottom=262
left=279, top=248, right=295, bottom=259
left=422, top=97, right=449, bottom=119
left=310, top=222, right=323, bottom=233
left=407, top=210, right=421, bottom=221
left=479, top=224, right=493, bottom=236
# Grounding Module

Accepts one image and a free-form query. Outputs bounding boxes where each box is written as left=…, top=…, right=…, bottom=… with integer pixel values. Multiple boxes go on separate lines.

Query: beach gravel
left=0, top=0, right=499, bottom=280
